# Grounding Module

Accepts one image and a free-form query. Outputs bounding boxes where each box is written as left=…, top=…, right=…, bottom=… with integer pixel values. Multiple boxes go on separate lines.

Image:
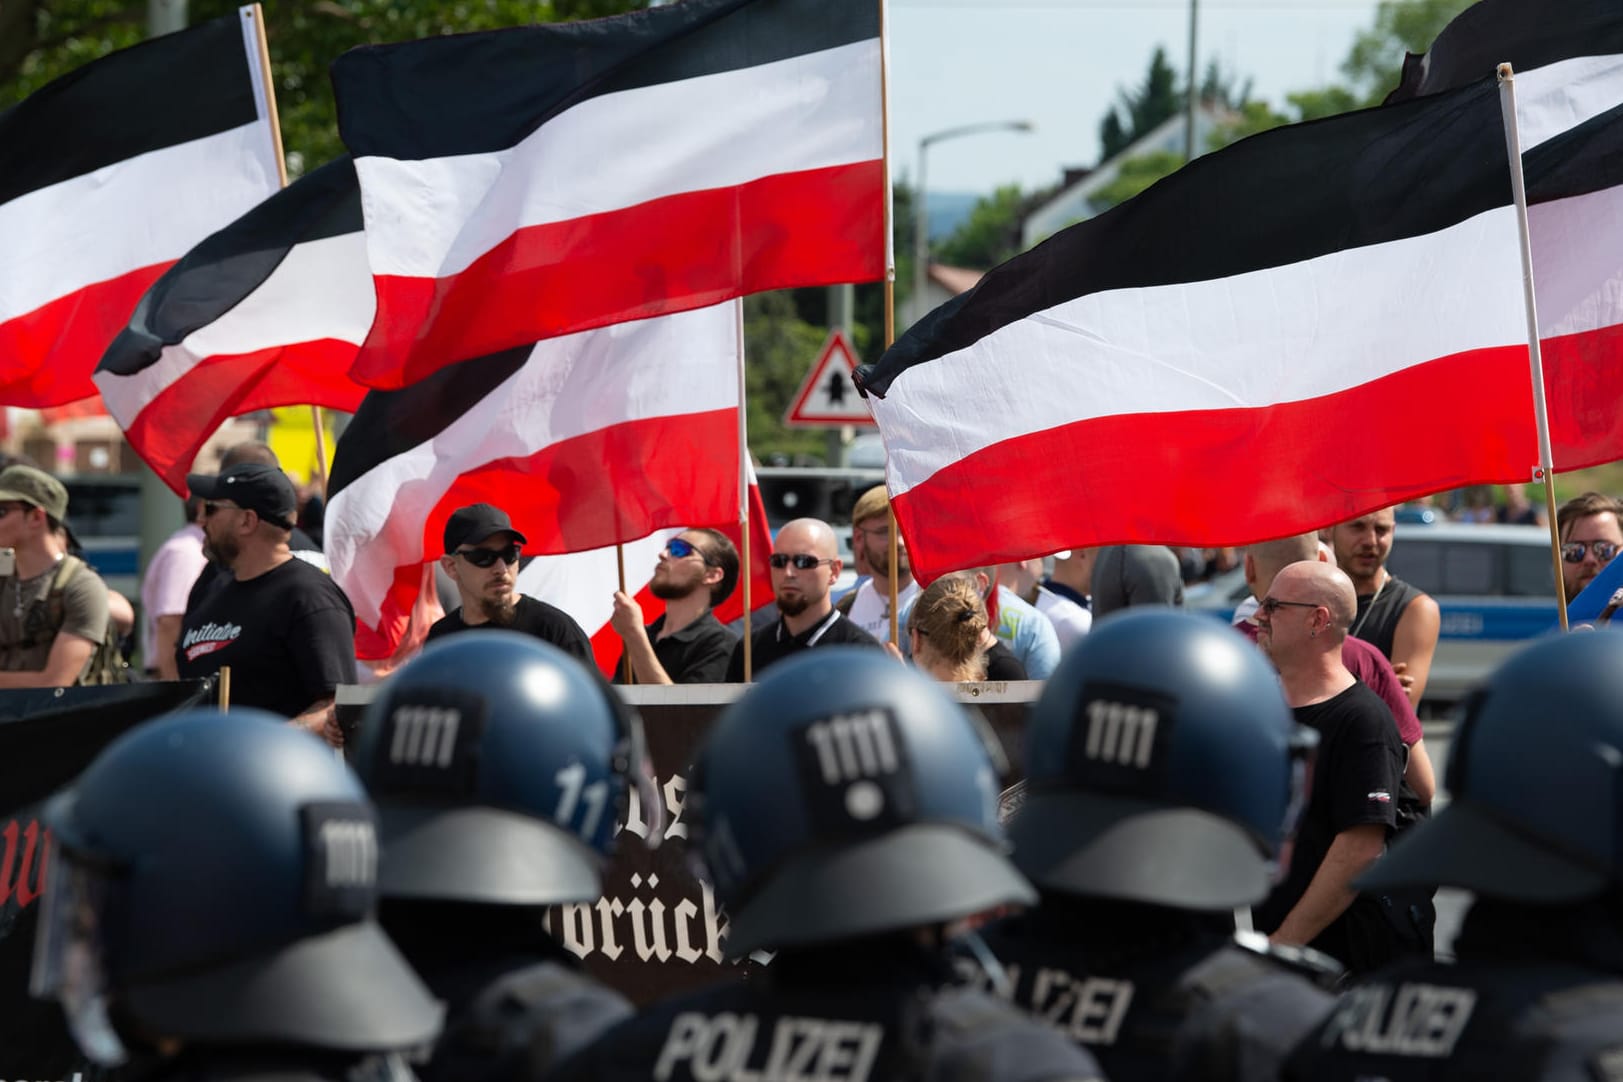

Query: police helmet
left=1361, top=629, right=1623, bottom=902
left=689, top=647, right=1033, bottom=957
left=30, top=708, right=441, bottom=1065
left=1011, top=609, right=1314, bottom=909
left=353, top=631, right=658, bottom=907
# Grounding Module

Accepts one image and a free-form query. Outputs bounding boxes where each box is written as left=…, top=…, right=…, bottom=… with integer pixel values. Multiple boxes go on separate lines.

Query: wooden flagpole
left=878, top=0, right=902, bottom=649
left=736, top=299, right=753, bottom=681
left=617, top=542, right=634, bottom=684
left=1497, top=63, right=1569, bottom=631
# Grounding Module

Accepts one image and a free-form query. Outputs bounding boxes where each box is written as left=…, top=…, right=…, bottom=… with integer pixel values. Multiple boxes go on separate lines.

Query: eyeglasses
left=1562, top=540, right=1621, bottom=564
left=202, top=501, right=240, bottom=517
left=456, top=543, right=521, bottom=568
left=769, top=553, right=833, bottom=571
left=664, top=537, right=711, bottom=563
left=1258, top=596, right=1321, bottom=616
left=853, top=522, right=891, bottom=541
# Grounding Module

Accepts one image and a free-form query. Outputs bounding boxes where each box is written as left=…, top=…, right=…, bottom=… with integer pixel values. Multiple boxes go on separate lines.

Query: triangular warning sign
left=784, top=330, right=876, bottom=428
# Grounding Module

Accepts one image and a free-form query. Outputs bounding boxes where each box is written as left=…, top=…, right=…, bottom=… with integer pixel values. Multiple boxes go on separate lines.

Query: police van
left=1190, top=524, right=1559, bottom=708
left=62, top=476, right=143, bottom=600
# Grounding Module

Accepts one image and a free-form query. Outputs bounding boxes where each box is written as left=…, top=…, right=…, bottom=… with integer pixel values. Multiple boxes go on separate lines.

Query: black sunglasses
left=1562, top=540, right=1621, bottom=564
left=769, top=553, right=833, bottom=571
left=203, top=501, right=239, bottom=517
left=456, top=543, right=521, bottom=568
left=1258, top=596, right=1320, bottom=616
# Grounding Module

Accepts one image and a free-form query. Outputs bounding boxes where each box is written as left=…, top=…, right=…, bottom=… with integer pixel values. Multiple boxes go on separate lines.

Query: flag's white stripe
left=875, top=207, right=1529, bottom=497
left=355, top=38, right=881, bottom=279
left=1529, top=183, right=1623, bottom=337
left=96, top=231, right=373, bottom=425
left=1515, top=52, right=1623, bottom=152
left=0, top=121, right=280, bottom=324
left=516, top=530, right=676, bottom=639
left=329, top=302, right=740, bottom=626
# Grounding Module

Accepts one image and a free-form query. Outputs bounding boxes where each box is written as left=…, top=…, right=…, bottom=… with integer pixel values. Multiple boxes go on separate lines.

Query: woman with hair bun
left=907, top=575, right=991, bottom=682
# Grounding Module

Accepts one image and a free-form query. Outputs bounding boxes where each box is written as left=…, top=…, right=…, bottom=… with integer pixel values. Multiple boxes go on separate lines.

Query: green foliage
left=1099, top=45, right=1182, bottom=161
left=1341, top=0, right=1475, bottom=105
left=743, top=291, right=839, bottom=460
left=934, top=184, right=1038, bottom=270
left=1088, top=150, right=1185, bottom=215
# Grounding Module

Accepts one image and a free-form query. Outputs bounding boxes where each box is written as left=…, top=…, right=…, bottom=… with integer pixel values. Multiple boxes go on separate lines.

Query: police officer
left=30, top=707, right=441, bottom=1079
left=352, top=632, right=658, bottom=1080
left=549, top=647, right=1105, bottom=1082
left=973, top=609, right=1337, bottom=1081
left=1285, top=630, right=1623, bottom=1080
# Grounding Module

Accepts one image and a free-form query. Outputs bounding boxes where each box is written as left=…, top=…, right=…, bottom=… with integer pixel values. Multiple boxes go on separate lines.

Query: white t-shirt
left=846, top=578, right=920, bottom=645
left=1034, top=584, right=1092, bottom=651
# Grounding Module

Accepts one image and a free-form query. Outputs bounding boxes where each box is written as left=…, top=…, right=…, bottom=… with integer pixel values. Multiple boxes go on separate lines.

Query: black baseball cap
left=187, top=463, right=297, bottom=530
left=443, top=504, right=527, bottom=554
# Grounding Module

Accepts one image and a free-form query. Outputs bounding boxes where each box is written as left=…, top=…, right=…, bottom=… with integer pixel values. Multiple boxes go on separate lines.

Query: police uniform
left=352, top=633, right=655, bottom=1081
left=555, top=648, right=1105, bottom=1082
left=1285, top=630, right=1623, bottom=1079
left=988, top=610, right=1337, bottom=1081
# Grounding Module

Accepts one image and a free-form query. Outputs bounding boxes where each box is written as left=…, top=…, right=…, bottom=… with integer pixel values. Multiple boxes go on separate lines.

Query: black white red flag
left=855, top=58, right=1623, bottom=581
left=0, top=9, right=281, bottom=407
left=325, top=302, right=750, bottom=658
left=95, top=157, right=370, bottom=493
left=330, top=0, right=886, bottom=390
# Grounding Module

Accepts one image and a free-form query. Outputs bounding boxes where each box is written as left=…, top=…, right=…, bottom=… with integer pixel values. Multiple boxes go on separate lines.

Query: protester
left=30, top=708, right=441, bottom=1076
left=1285, top=632, right=1623, bottom=1079
left=612, top=528, right=738, bottom=683
left=1555, top=491, right=1623, bottom=602
left=961, top=565, right=1061, bottom=678
left=426, top=502, right=592, bottom=660
left=1044, top=547, right=1094, bottom=612
left=1326, top=506, right=1440, bottom=705
left=1090, top=544, right=1185, bottom=617
left=0, top=465, right=120, bottom=687
left=179, top=462, right=355, bottom=740
left=724, top=516, right=877, bottom=680
left=1252, top=560, right=1407, bottom=975
left=1001, top=555, right=1091, bottom=650
left=906, top=574, right=994, bottom=681
left=981, top=610, right=1337, bottom=1080
left=139, top=494, right=207, bottom=679
left=837, top=483, right=918, bottom=645
left=355, top=634, right=648, bottom=1078
left=549, top=649, right=1104, bottom=1082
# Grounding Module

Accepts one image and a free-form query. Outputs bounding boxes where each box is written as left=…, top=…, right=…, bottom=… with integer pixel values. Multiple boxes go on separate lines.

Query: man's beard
left=651, top=568, right=703, bottom=602
left=472, top=593, right=518, bottom=626
left=204, top=533, right=238, bottom=567
left=776, top=591, right=810, bottom=618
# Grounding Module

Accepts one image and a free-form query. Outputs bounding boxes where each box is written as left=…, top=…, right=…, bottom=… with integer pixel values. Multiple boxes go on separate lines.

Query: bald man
left=1251, top=560, right=1405, bottom=976
left=724, top=517, right=879, bottom=681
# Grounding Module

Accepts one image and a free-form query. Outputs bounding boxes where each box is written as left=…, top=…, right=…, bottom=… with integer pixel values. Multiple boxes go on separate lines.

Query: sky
left=888, top=0, right=1390, bottom=195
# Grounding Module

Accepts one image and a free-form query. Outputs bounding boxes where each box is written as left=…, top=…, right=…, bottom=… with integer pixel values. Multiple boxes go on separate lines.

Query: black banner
left=0, top=680, right=215, bottom=1078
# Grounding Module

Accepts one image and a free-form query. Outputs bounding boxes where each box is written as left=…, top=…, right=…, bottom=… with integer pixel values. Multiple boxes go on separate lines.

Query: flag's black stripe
left=0, top=13, right=258, bottom=206
left=98, top=158, right=361, bottom=378
left=333, top=0, right=877, bottom=161
left=329, top=345, right=534, bottom=497
left=1525, top=100, right=1623, bottom=206
left=858, top=79, right=1510, bottom=396
left=1387, top=0, right=1623, bottom=104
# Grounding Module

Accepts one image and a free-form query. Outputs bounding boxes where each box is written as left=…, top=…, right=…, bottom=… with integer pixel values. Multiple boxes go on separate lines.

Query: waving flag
left=96, top=158, right=370, bottom=493
left=0, top=8, right=280, bottom=406
left=855, top=59, right=1623, bottom=582
left=331, top=0, right=885, bottom=389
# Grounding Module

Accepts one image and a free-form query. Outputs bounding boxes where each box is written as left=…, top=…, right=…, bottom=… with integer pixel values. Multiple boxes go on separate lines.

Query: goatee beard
left=475, top=596, right=518, bottom=626
left=776, top=592, right=809, bottom=618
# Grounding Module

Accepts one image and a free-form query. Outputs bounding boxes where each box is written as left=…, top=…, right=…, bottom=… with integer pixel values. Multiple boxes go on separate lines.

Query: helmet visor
left=29, top=839, right=127, bottom=1066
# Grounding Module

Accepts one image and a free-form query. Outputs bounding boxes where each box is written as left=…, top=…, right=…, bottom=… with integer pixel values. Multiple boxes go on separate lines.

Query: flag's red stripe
left=892, top=329, right=1623, bottom=582
left=0, top=263, right=171, bottom=407
left=122, top=340, right=369, bottom=494
left=351, top=160, right=885, bottom=389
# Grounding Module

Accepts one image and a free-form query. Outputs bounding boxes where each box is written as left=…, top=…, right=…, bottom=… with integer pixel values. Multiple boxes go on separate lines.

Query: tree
left=1099, top=46, right=1182, bottom=161
left=933, top=183, right=1058, bottom=271
left=1087, top=150, right=1185, bottom=214
left=1341, top=0, right=1475, bottom=105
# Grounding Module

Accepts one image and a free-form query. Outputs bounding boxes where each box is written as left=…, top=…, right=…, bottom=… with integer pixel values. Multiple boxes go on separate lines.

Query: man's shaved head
left=1275, top=560, right=1357, bottom=634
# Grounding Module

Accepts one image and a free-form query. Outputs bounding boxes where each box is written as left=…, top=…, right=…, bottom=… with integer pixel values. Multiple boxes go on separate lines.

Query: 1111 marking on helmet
left=320, top=819, right=377, bottom=888
left=1083, top=700, right=1158, bottom=768
left=804, top=709, right=899, bottom=821
left=388, top=705, right=461, bottom=768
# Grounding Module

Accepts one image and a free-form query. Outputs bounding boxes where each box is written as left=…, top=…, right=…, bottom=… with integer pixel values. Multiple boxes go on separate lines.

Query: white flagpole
left=736, top=298, right=753, bottom=680
left=1497, top=63, right=1568, bottom=631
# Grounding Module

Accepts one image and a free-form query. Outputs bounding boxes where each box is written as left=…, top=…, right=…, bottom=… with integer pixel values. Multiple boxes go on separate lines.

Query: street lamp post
left=912, top=120, right=1034, bottom=325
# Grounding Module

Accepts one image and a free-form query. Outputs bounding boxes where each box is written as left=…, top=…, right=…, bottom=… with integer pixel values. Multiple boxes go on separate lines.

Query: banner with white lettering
left=0, top=680, right=216, bottom=1078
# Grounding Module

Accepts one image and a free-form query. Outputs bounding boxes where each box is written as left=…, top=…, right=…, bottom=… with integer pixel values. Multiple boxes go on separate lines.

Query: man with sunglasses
left=180, top=463, right=356, bottom=742
left=1252, top=560, right=1407, bottom=977
left=724, top=517, right=878, bottom=681
left=426, top=503, right=592, bottom=661
left=1555, top=491, right=1623, bottom=603
left=611, top=529, right=738, bottom=684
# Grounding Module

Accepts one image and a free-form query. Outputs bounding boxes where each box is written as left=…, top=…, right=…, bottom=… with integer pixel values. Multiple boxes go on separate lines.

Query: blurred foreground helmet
left=1362, top=630, right=1623, bottom=902
left=1012, top=609, right=1314, bottom=909
left=354, top=631, right=659, bottom=906
left=30, top=708, right=441, bottom=1065
left=688, top=647, right=1032, bottom=957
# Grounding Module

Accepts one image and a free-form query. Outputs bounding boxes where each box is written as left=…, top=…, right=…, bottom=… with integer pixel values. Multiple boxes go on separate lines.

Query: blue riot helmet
left=688, top=647, right=1033, bottom=957
left=1011, top=609, right=1315, bottom=910
left=1361, top=629, right=1623, bottom=901
left=353, top=631, right=660, bottom=906
left=30, top=708, right=441, bottom=1065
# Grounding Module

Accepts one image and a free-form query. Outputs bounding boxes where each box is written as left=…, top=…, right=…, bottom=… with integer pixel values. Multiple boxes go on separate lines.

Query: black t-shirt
left=1255, top=681, right=1402, bottom=958
left=615, top=610, right=737, bottom=684
left=426, top=594, right=593, bottom=662
left=984, top=640, right=1027, bottom=680
left=177, top=557, right=357, bottom=718
left=184, top=527, right=324, bottom=620
left=723, top=609, right=880, bottom=681
left=1349, top=574, right=1424, bottom=660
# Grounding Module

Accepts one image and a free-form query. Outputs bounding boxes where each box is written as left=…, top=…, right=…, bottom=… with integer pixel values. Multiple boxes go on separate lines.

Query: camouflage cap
left=0, top=466, right=67, bottom=521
